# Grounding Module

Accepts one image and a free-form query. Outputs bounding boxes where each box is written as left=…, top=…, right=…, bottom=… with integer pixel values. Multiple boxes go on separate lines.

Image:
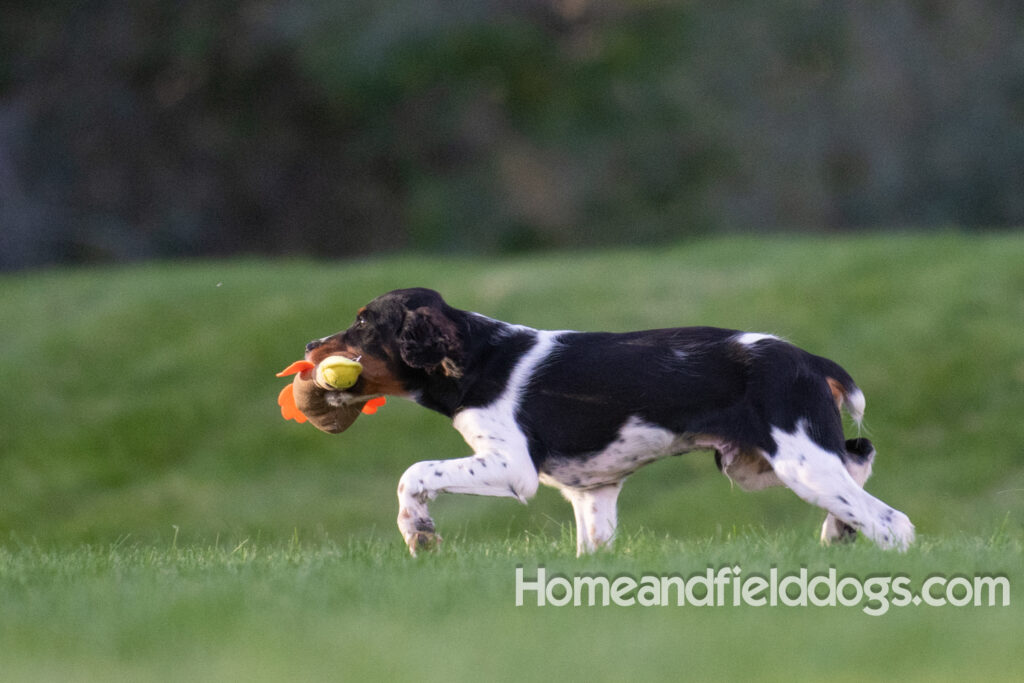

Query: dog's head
left=304, top=288, right=466, bottom=401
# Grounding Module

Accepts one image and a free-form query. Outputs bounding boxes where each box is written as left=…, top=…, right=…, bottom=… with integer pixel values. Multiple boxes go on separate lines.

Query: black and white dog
left=303, top=288, right=914, bottom=555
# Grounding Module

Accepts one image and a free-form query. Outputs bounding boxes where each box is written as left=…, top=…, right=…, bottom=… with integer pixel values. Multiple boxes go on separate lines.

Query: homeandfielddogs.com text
left=515, top=565, right=1010, bottom=616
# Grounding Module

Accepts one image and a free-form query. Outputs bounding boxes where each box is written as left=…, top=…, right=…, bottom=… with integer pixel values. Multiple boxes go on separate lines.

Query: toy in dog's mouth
left=315, top=355, right=363, bottom=390
left=276, top=357, right=386, bottom=434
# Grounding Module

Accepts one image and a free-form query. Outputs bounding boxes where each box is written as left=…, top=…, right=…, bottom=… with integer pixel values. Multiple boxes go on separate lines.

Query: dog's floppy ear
left=398, top=306, right=463, bottom=377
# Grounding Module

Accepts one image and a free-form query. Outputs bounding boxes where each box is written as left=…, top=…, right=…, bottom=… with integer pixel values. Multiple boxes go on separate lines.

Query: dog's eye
left=356, top=316, right=367, bottom=327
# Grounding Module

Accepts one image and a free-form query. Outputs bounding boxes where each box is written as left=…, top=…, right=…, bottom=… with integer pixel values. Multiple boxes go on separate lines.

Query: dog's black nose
left=305, top=339, right=323, bottom=352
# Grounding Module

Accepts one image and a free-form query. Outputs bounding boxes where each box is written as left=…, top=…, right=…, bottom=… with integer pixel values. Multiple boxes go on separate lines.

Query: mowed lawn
left=1, top=233, right=1022, bottom=680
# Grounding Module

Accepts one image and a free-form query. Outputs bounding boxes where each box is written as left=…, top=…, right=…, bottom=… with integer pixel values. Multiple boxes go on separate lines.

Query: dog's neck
left=407, top=311, right=539, bottom=418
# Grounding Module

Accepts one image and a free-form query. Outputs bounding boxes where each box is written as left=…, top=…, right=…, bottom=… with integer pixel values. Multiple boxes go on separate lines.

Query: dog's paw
left=880, top=510, right=915, bottom=551
left=399, top=511, right=441, bottom=556
left=407, top=529, right=443, bottom=556
left=865, top=508, right=915, bottom=552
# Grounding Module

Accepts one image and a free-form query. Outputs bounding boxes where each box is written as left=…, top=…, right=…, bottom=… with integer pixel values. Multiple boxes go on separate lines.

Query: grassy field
left=1, top=233, right=1022, bottom=680
left=0, top=533, right=1020, bottom=682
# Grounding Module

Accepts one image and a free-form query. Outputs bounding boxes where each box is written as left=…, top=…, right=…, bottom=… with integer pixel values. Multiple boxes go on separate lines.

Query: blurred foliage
left=2, top=1, right=1023, bottom=269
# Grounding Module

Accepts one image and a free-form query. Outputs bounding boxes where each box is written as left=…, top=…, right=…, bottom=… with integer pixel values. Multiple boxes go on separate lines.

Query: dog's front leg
left=396, top=464, right=442, bottom=555
left=396, top=451, right=538, bottom=556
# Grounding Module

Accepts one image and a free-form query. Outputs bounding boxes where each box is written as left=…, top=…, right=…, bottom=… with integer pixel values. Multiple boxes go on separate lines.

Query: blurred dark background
left=2, top=1, right=1022, bottom=271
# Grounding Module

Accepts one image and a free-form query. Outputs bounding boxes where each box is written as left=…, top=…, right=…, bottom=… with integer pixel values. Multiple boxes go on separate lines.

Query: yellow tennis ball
left=316, top=356, right=363, bottom=390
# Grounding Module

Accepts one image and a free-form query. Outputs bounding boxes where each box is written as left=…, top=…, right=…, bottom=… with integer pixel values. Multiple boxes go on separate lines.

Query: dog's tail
left=817, top=359, right=866, bottom=428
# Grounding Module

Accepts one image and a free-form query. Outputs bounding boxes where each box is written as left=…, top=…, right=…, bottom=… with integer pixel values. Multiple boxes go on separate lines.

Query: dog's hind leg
left=559, top=483, right=623, bottom=556
left=820, top=438, right=875, bottom=545
left=769, top=422, right=914, bottom=551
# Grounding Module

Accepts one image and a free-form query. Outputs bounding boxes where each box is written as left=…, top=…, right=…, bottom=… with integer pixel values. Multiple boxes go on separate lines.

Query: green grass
left=1, top=233, right=1023, bottom=679
left=0, top=533, right=1020, bottom=682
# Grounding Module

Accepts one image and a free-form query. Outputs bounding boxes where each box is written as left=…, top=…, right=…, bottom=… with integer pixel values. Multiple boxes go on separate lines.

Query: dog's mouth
left=304, top=340, right=358, bottom=363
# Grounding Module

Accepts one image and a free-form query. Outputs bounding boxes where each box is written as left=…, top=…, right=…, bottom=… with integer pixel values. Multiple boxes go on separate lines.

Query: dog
left=302, top=287, right=914, bottom=555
